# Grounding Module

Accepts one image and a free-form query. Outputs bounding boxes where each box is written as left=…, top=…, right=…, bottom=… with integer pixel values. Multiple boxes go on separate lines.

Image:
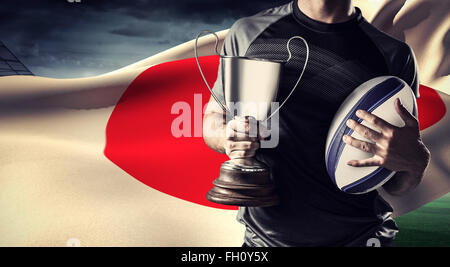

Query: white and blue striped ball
left=325, top=76, right=417, bottom=194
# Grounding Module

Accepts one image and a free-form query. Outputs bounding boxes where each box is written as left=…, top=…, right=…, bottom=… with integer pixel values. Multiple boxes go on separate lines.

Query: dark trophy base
left=206, top=158, right=279, bottom=207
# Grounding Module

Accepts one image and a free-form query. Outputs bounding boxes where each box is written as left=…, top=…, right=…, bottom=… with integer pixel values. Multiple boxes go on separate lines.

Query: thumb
left=395, top=98, right=417, bottom=127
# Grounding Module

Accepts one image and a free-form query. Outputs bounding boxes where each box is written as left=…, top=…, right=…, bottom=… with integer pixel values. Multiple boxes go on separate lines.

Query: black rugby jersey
left=211, top=1, right=419, bottom=247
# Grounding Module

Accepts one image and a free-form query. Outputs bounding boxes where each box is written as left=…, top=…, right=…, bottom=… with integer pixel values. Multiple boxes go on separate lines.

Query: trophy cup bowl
left=195, top=31, right=309, bottom=207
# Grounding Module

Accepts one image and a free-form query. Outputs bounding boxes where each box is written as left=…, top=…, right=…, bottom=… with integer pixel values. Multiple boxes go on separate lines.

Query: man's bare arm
left=203, top=96, right=260, bottom=158
left=203, top=96, right=227, bottom=154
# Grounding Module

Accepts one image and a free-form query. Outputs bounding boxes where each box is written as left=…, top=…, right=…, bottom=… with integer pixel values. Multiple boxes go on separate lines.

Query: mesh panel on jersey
left=245, top=37, right=374, bottom=105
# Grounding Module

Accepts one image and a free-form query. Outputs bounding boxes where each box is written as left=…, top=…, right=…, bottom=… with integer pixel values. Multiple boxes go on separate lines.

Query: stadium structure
left=0, top=41, right=33, bottom=77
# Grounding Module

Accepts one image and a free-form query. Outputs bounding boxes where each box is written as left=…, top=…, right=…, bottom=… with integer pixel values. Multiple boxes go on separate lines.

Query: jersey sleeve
left=398, top=44, right=420, bottom=98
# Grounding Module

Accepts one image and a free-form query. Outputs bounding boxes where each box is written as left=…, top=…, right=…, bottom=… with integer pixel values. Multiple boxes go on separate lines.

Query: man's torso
left=212, top=1, right=418, bottom=247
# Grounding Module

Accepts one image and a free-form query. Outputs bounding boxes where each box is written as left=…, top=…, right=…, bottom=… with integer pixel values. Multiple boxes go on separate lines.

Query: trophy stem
left=206, top=157, right=280, bottom=207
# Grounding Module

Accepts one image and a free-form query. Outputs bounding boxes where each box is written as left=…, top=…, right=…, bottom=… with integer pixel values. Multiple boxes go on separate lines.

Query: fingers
left=224, top=116, right=261, bottom=159
left=226, top=116, right=259, bottom=141
left=346, top=119, right=381, bottom=142
left=347, top=157, right=382, bottom=167
left=394, top=98, right=418, bottom=128
left=355, top=109, right=392, bottom=132
left=345, top=100, right=421, bottom=170
left=224, top=140, right=259, bottom=159
left=343, top=135, right=379, bottom=154
left=343, top=134, right=384, bottom=167
left=225, top=140, right=259, bottom=151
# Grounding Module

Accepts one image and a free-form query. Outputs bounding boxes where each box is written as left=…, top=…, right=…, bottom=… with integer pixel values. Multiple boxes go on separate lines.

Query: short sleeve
left=398, top=44, right=420, bottom=98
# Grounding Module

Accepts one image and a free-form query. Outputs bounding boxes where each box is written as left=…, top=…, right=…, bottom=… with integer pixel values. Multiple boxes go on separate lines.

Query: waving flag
left=0, top=1, right=448, bottom=246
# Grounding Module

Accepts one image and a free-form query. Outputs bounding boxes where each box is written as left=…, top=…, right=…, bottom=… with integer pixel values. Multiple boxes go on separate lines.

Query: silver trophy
left=195, top=30, right=309, bottom=207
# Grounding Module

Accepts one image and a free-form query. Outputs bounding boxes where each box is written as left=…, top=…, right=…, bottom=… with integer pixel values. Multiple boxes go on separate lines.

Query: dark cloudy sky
left=0, top=0, right=289, bottom=78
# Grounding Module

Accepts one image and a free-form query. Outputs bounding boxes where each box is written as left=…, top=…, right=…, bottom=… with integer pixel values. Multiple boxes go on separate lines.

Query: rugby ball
left=325, top=76, right=417, bottom=194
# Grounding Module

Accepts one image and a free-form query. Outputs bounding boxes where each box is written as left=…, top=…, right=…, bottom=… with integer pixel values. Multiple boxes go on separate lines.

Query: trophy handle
left=194, top=30, right=229, bottom=114
left=264, top=36, right=309, bottom=122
